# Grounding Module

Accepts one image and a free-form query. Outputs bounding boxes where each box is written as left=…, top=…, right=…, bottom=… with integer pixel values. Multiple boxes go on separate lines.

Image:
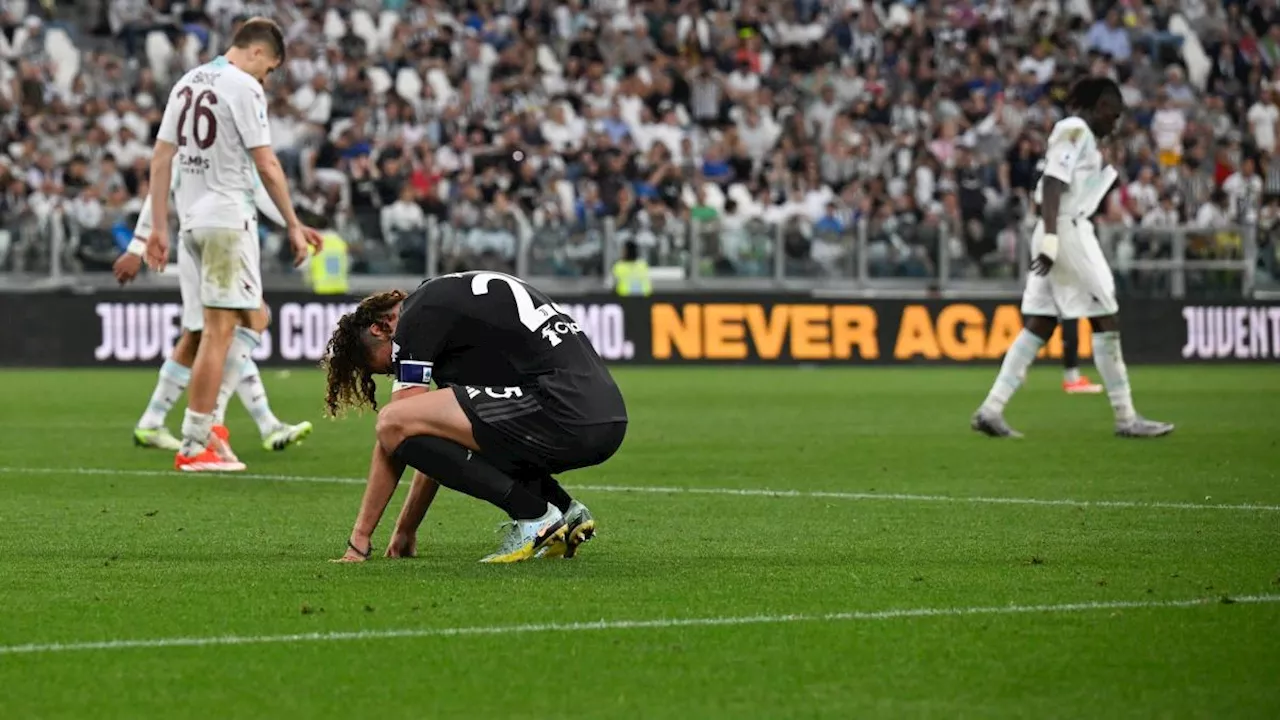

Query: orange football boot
left=1063, top=376, right=1104, bottom=394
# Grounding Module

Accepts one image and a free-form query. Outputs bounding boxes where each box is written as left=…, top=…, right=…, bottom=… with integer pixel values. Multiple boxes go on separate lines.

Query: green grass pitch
left=0, top=366, right=1277, bottom=719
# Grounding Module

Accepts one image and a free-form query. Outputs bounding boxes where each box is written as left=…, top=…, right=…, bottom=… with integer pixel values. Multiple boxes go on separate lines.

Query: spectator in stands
left=1151, top=92, right=1187, bottom=170
left=1247, top=89, right=1280, bottom=155
left=381, top=182, right=427, bottom=272
left=1223, top=156, right=1264, bottom=225
left=1086, top=10, right=1132, bottom=64
left=0, top=0, right=1269, bottom=289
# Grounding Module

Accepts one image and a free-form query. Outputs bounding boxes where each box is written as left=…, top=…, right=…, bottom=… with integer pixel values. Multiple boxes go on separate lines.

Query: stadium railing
left=5, top=208, right=1275, bottom=300
left=1095, top=224, right=1269, bottom=299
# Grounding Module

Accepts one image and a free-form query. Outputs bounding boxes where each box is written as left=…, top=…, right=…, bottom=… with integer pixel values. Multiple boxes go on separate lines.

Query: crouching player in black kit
left=323, top=271, right=628, bottom=564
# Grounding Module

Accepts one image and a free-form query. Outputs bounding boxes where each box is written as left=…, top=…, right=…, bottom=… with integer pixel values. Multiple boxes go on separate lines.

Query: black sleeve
left=391, top=302, right=459, bottom=388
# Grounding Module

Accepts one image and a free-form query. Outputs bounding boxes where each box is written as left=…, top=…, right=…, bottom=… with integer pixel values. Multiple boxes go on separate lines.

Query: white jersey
left=1024, top=118, right=1121, bottom=320
left=129, top=170, right=285, bottom=254
left=1033, top=117, right=1115, bottom=219
left=157, top=56, right=272, bottom=231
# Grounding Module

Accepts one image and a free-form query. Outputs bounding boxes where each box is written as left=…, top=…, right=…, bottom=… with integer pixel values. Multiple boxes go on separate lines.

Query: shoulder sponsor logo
left=541, top=325, right=562, bottom=347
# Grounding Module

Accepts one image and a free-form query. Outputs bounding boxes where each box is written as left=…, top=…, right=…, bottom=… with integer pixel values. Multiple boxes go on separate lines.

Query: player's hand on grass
left=144, top=228, right=169, bottom=272
left=385, top=531, right=416, bottom=559
left=1031, top=253, right=1055, bottom=276
left=112, top=253, right=143, bottom=285
left=331, top=535, right=373, bottom=563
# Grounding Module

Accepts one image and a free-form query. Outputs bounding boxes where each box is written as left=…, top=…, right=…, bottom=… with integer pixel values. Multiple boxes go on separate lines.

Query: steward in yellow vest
left=308, top=231, right=350, bottom=295
left=612, top=240, right=651, bottom=296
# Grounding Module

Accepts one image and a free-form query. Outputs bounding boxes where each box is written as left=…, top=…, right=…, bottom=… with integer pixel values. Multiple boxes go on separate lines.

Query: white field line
left=2, top=466, right=1279, bottom=513
left=1, top=466, right=1278, bottom=513
left=2, top=594, right=1278, bottom=656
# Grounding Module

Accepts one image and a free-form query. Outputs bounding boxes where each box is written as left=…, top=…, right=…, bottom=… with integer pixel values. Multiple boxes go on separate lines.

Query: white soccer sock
left=213, top=328, right=262, bottom=426
left=180, top=409, right=215, bottom=457
left=236, top=359, right=282, bottom=437
left=1064, top=367, right=1081, bottom=383
left=138, top=359, right=190, bottom=429
left=981, top=330, right=1045, bottom=414
left=1091, top=331, right=1137, bottom=423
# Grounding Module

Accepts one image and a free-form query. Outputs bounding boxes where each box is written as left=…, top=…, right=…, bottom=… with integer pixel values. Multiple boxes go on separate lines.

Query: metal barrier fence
left=1095, top=225, right=1265, bottom=299
left=3, top=205, right=1275, bottom=298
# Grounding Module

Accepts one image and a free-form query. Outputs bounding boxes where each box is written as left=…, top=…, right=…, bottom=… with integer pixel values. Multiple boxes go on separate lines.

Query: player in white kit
left=114, top=175, right=313, bottom=455
left=144, top=17, right=323, bottom=471
left=972, top=77, right=1174, bottom=439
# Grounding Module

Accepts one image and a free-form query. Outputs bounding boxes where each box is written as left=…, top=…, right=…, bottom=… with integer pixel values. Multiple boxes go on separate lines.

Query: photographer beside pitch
left=323, top=272, right=628, bottom=564
left=972, top=76, right=1174, bottom=439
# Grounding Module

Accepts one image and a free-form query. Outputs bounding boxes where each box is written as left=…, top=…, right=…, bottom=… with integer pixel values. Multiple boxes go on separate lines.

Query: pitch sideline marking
left=2, top=466, right=1279, bottom=513
left=2, top=594, right=1277, bottom=656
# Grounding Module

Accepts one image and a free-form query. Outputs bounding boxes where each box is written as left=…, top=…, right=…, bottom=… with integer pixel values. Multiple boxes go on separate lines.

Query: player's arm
left=249, top=147, right=300, bottom=229
left=1033, top=176, right=1068, bottom=276
left=252, top=172, right=287, bottom=227
left=335, top=381, right=431, bottom=562
left=230, top=80, right=321, bottom=261
left=336, top=386, right=441, bottom=562
left=250, top=147, right=323, bottom=264
left=113, top=193, right=155, bottom=284
left=145, top=142, right=178, bottom=271
left=149, top=142, right=178, bottom=239
left=145, top=86, right=183, bottom=271
left=335, top=307, right=453, bottom=562
left=387, top=471, right=441, bottom=558
left=335, top=437, right=409, bottom=562
left=229, top=82, right=299, bottom=228
left=1034, top=128, right=1084, bottom=275
left=376, top=330, right=449, bottom=556
left=384, top=381, right=443, bottom=559
left=1040, top=177, right=1067, bottom=235
left=379, top=302, right=461, bottom=556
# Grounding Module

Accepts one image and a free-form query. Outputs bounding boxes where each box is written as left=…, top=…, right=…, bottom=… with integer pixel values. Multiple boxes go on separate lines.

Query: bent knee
left=201, top=309, right=240, bottom=337
left=1024, top=315, right=1058, bottom=340
left=375, top=407, right=408, bottom=451
left=244, top=306, right=270, bottom=333
left=238, top=304, right=270, bottom=333
left=1089, top=315, right=1121, bottom=333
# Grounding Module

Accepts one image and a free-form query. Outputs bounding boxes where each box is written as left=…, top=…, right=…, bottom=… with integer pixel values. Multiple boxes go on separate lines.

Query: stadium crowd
left=0, top=0, right=1275, bottom=285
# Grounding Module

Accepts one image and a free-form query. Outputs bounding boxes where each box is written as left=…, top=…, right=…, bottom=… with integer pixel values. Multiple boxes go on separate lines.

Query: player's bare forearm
left=149, top=141, right=177, bottom=234
left=393, top=471, right=440, bottom=536
left=250, top=147, right=302, bottom=229
left=1040, top=178, right=1067, bottom=236
left=379, top=386, right=436, bottom=557
left=253, top=180, right=287, bottom=228
left=349, top=441, right=407, bottom=544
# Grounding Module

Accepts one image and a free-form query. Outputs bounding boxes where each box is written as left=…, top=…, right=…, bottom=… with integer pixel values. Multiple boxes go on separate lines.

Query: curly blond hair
left=320, top=289, right=407, bottom=416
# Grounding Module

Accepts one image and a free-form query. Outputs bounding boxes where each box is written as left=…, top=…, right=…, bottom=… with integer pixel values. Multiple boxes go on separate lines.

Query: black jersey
left=391, top=271, right=628, bottom=425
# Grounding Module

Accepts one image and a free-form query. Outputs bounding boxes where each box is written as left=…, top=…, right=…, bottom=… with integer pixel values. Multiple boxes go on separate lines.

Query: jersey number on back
left=176, top=87, right=219, bottom=150
left=467, top=272, right=570, bottom=340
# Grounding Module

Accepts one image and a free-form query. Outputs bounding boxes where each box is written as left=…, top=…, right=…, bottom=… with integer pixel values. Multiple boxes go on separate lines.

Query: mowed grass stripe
left=2, top=466, right=1279, bottom=513
left=3, top=594, right=1277, bottom=656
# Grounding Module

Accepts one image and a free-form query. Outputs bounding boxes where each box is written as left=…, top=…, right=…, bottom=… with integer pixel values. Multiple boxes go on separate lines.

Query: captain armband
left=392, top=360, right=433, bottom=392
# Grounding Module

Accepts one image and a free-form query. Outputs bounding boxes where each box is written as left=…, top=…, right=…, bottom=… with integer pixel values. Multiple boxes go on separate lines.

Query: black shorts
left=452, top=384, right=627, bottom=476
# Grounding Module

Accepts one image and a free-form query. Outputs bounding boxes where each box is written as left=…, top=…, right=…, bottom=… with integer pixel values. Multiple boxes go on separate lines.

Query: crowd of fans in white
left=0, top=0, right=1275, bottom=285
